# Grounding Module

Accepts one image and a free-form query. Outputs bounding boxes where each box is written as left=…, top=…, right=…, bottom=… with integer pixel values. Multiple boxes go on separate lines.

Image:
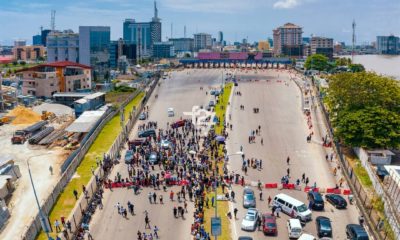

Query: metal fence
left=313, top=82, right=399, bottom=240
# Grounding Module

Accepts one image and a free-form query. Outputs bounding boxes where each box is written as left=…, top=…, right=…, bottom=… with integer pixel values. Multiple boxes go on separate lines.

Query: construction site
left=0, top=103, right=81, bottom=235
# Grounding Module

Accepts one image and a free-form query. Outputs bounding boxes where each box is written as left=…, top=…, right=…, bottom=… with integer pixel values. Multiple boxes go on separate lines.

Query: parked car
left=129, top=138, right=148, bottom=147
left=298, top=233, right=316, bottom=240
left=238, top=237, right=252, bottom=240
left=139, top=112, right=147, bottom=120
left=147, top=152, right=159, bottom=164
left=209, top=100, right=215, bottom=107
left=243, top=187, right=256, bottom=208
left=160, top=139, right=172, bottom=149
left=316, top=216, right=332, bottom=238
left=346, top=224, right=369, bottom=240
left=326, top=194, right=347, bottom=209
left=307, top=191, right=325, bottom=210
left=210, top=90, right=216, bottom=95
left=171, top=119, right=186, bottom=129
left=241, top=208, right=259, bottom=231
left=124, top=150, right=134, bottom=164
left=262, top=213, right=277, bottom=235
left=138, top=129, right=156, bottom=138
left=287, top=218, right=303, bottom=239
left=167, top=107, right=174, bottom=117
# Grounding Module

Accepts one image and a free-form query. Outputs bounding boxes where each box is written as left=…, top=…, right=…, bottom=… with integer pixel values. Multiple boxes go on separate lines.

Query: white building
left=194, top=33, right=212, bottom=52
left=47, top=30, right=79, bottom=63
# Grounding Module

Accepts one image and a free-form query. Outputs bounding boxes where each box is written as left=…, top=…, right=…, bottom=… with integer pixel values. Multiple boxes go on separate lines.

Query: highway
left=90, top=68, right=361, bottom=240
left=90, top=69, right=224, bottom=239
left=226, top=69, right=361, bottom=239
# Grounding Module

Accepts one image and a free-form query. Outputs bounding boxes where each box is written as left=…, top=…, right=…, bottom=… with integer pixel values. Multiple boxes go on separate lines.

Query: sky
left=0, top=0, right=399, bottom=46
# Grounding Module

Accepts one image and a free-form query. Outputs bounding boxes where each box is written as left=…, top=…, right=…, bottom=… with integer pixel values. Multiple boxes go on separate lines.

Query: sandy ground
left=0, top=123, right=66, bottom=239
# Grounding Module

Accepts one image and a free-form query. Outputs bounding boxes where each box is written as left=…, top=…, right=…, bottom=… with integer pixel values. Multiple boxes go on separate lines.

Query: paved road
left=90, top=69, right=225, bottom=239
left=225, top=69, right=361, bottom=239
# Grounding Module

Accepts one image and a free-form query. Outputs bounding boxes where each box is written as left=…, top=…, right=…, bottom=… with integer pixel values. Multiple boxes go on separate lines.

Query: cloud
left=163, top=0, right=270, bottom=13
left=273, top=0, right=302, bottom=9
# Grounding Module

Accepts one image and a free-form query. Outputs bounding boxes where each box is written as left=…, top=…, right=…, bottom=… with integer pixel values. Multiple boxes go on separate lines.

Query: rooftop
left=16, top=61, right=91, bottom=73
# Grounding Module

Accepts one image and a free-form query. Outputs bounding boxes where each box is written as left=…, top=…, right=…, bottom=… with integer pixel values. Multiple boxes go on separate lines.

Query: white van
left=287, top=218, right=303, bottom=239
left=273, top=193, right=312, bottom=222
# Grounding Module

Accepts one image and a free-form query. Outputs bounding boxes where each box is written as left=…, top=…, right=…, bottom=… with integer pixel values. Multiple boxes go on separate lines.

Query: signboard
left=211, top=217, right=221, bottom=236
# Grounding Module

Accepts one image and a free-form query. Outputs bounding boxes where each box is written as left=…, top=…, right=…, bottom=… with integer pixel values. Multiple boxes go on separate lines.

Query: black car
left=308, top=191, right=325, bottom=210
left=138, top=129, right=156, bottom=138
left=326, top=194, right=347, bottom=209
left=316, top=216, right=332, bottom=238
left=346, top=224, right=369, bottom=240
left=238, top=237, right=253, bottom=240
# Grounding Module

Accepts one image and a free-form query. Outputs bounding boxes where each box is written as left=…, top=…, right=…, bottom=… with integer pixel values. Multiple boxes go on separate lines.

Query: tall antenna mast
left=184, top=25, right=187, bottom=38
left=51, top=10, right=56, bottom=32
left=171, top=23, right=173, bottom=39
left=352, top=19, right=356, bottom=62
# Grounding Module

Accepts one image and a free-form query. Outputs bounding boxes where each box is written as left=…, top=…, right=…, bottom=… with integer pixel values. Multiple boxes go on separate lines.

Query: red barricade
left=343, top=189, right=352, bottom=195
left=265, top=183, right=278, bottom=189
left=312, top=188, right=319, bottom=192
left=327, top=188, right=341, bottom=194
left=282, top=183, right=295, bottom=189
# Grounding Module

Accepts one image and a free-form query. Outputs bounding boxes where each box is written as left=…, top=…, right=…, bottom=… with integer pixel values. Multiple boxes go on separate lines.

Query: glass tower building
left=79, top=26, right=110, bottom=81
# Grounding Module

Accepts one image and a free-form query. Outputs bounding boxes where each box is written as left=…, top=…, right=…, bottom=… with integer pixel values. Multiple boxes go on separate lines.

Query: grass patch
left=202, top=83, right=233, bottom=240
left=36, top=92, right=144, bottom=240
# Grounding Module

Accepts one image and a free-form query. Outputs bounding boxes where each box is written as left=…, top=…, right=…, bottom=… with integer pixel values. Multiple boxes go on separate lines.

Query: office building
left=17, top=61, right=92, bottom=98
left=14, top=40, right=26, bottom=47
left=310, top=37, right=334, bottom=59
left=273, top=23, right=303, bottom=57
left=32, top=35, right=42, bottom=45
left=41, top=29, right=51, bottom=47
left=13, top=45, right=45, bottom=61
left=302, top=37, right=310, bottom=44
left=169, top=38, right=194, bottom=53
left=109, top=38, right=137, bottom=69
left=79, top=26, right=110, bottom=81
left=123, top=1, right=162, bottom=58
left=47, top=30, right=79, bottom=63
left=267, top=38, right=273, bottom=48
left=153, top=42, right=175, bottom=58
left=194, top=33, right=212, bottom=51
left=376, top=35, right=399, bottom=54
left=218, top=31, right=224, bottom=45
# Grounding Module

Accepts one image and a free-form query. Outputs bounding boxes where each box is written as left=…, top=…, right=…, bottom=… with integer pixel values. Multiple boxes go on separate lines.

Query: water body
left=344, top=54, right=400, bottom=80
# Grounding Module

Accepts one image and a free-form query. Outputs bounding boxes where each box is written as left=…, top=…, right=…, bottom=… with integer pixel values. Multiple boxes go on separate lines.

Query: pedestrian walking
left=302, top=173, right=305, bottom=183
left=145, top=215, right=151, bottom=229
left=153, top=192, right=157, bottom=204
left=259, top=190, right=263, bottom=201
left=211, top=196, right=215, bottom=207
left=154, top=226, right=159, bottom=239
left=287, top=168, right=290, bottom=176
left=54, top=219, right=61, bottom=232
left=234, top=208, right=238, bottom=219
left=73, top=189, right=78, bottom=200
left=49, top=166, right=53, bottom=175
left=170, top=190, right=174, bottom=201
left=276, top=207, right=281, bottom=217
left=173, top=206, right=178, bottom=218
left=268, top=196, right=272, bottom=206
left=230, top=190, right=235, bottom=201
left=287, top=156, right=290, bottom=165
left=261, top=138, right=263, bottom=145
left=159, top=195, right=163, bottom=204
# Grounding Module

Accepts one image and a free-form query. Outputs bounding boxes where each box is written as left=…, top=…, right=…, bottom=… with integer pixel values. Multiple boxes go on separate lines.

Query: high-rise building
left=13, top=45, right=45, bottom=61
left=47, top=30, right=79, bottom=63
left=32, top=35, right=42, bottom=45
left=153, top=42, right=175, bottom=58
left=169, top=38, right=194, bottom=53
left=123, top=1, right=162, bottom=58
left=79, top=26, right=110, bottom=81
left=310, top=36, right=334, bottom=59
left=218, top=31, right=224, bottom=44
left=109, top=38, right=137, bottom=68
left=193, top=33, right=212, bottom=51
left=376, top=35, right=399, bottom=54
left=273, top=23, right=303, bottom=57
left=41, top=29, right=51, bottom=47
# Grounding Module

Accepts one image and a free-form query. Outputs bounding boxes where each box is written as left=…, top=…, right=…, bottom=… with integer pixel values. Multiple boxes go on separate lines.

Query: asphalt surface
left=90, top=68, right=361, bottom=240
left=90, top=69, right=224, bottom=240
left=225, top=69, right=361, bottom=239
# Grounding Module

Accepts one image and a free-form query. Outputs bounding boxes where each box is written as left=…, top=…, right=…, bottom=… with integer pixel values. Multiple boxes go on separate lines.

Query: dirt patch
left=7, top=106, right=41, bottom=125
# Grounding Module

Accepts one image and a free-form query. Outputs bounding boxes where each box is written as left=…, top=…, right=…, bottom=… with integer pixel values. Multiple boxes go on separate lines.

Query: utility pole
left=352, top=19, right=356, bottom=63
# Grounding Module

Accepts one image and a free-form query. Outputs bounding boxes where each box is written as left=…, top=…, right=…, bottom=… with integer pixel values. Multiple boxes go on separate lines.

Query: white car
left=167, top=108, right=174, bottom=117
left=241, top=208, right=258, bottom=231
left=298, top=233, right=317, bottom=240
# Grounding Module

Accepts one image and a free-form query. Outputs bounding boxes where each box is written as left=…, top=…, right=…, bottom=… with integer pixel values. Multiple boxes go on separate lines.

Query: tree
left=327, top=72, right=400, bottom=148
left=20, top=61, right=26, bottom=66
left=12, top=61, right=18, bottom=66
left=335, top=57, right=351, bottom=66
left=349, top=63, right=365, bottom=72
left=184, top=53, right=191, bottom=58
left=304, top=54, right=329, bottom=71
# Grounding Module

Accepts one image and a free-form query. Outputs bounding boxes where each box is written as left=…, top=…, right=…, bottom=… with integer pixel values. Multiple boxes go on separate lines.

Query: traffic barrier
left=265, top=183, right=278, bottom=189
left=282, top=183, right=295, bottom=189
left=343, top=189, right=352, bottom=195
left=304, top=186, right=319, bottom=192
left=326, top=188, right=342, bottom=194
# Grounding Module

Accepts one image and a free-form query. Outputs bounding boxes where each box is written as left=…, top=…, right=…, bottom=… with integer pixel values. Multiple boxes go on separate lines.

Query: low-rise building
left=17, top=61, right=91, bottom=98
left=169, top=38, right=194, bottom=53
left=13, top=45, right=45, bottom=61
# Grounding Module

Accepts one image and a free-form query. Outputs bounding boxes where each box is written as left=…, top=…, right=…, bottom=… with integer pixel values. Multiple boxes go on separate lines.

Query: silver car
left=241, top=208, right=259, bottom=231
left=243, top=187, right=256, bottom=208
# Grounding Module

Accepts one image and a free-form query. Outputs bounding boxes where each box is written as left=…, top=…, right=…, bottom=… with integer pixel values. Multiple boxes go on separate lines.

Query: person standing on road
left=259, top=190, right=263, bottom=201
left=234, top=208, right=238, bottom=219
left=153, top=226, right=159, bottom=239
left=145, top=215, right=151, bottom=229
left=287, top=156, right=290, bottom=165
left=170, top=190, right=174, bottom=201
left=268, top=196, right=272, bottom=206
left=148, top=192, right=153, bottom=204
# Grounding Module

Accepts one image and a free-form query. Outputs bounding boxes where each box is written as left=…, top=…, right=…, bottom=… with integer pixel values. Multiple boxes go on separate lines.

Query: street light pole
left=27, top=154, right=52, bottom=240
